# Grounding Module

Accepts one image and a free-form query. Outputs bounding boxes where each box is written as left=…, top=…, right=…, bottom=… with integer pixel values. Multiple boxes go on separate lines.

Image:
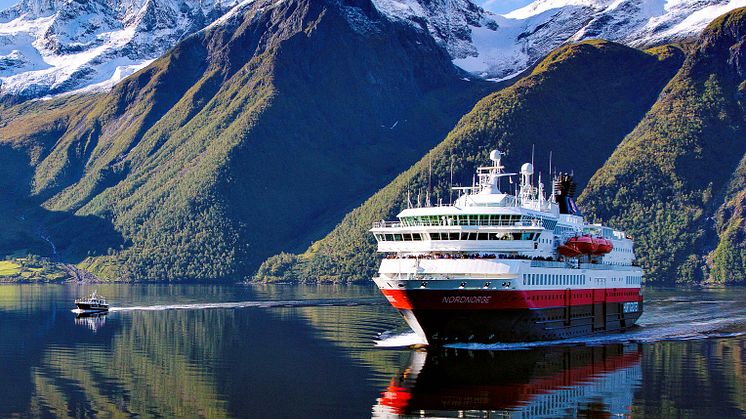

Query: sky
left=479, top=0, right=535, bottom=14
left=0, top=0, right=535, bottom=16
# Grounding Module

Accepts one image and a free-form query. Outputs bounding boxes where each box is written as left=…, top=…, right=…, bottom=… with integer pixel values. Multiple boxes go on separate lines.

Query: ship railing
left=373, top=220, right=537, bottom=228
left=530, top=260, right=568, bottom=268
left=372, top=221, right=401, bottom=228
left=580, top=263, right=639, bottom=270
left=530, top=260, right=640, bottom=270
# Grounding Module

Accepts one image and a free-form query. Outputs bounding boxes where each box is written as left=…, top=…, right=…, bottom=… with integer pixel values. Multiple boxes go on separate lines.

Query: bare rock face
left=0, top=0, right=238, bottom=101
left=373, top=0, right=746, bottom=81
left=0, top=0, right=744, bottom=101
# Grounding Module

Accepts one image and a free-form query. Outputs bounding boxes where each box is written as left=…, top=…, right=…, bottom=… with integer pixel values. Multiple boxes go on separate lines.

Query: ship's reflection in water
left=374, top=344, right=641, bottom=417
left=73, top=312, right=108, bottom=332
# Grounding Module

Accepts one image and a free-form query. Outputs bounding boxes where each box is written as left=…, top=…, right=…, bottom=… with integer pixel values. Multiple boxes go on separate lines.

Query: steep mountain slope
left=456, top=0, right=746, bottom=79
left=254, top=39, right=684, bottom=282
left=0, top=0, right=741, bottom=100
left=580, top=7, right=746, bottom=284
left=0, top=0, right=495, bottom=280
left=0, top=0, right=240, bottom=101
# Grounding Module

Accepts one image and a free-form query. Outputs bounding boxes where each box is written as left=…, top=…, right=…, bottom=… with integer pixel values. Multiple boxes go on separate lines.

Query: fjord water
left=0, top=285, right=744, bottom=418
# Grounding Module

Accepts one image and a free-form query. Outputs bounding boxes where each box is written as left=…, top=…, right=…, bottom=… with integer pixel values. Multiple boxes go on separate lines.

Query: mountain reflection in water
left=0, top=284, right=743, bottom=417
left=374, top=344, right=641, bottom=417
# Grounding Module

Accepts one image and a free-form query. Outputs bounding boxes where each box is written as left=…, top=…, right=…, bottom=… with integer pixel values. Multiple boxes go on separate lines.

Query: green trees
left=580, top=8, right=746, bottom=284
left=254, top=40, right=684, bottom=282
left=0, top=0, right=491, bottom=281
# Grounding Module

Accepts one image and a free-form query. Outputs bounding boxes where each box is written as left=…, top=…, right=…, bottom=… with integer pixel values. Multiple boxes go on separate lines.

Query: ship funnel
left=554, top=173, right=580, bottom=215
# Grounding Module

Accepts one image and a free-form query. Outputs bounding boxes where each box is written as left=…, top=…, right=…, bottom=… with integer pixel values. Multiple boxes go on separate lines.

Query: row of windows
left=375, top=233, right=423, bottom=241
left=430, top=232, right=538, bottom=241
left=375, top=232, right=539, bottom=242
left=625, top=275, right=641, bottom=285
left=399, top=214, right=558, bottom=229
left=400, top=214, right=523, bottom=227
left=523, top=273, right=586, bottom=286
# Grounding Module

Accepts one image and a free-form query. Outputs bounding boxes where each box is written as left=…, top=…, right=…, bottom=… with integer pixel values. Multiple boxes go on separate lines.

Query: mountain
left=579, top=7, right=746, bottom=284
left=457, top=0, right=746, bottom=80
left=0, top=0, right=495, bottom=280
left=253, top=38, right=684, bottom=282
left=0, top=0, right=242, bottom=101
left=0, top=0, right=742, bottom=100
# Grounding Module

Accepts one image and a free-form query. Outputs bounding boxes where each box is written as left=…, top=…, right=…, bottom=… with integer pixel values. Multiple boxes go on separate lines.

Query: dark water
left=0, top=284, right=744, bottom=418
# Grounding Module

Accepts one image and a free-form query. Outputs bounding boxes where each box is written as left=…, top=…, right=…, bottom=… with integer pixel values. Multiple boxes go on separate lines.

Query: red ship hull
left=381, top=288, right=643, bottom=344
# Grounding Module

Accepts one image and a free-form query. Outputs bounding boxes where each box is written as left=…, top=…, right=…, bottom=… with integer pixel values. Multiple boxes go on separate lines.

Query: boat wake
left=375, top=331, right=427, bottom=348
left=109, top=298, right=385, bottom=312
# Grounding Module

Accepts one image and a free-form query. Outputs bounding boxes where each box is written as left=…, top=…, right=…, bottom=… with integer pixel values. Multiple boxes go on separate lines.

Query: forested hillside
left=580, top=8, right=746, bottom=284
left=0, top=0, right=494, bottom=281
left=254, top=40, right=684, bottom=282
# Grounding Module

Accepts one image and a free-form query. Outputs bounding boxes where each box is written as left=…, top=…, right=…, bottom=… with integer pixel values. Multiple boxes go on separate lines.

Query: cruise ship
left=371, top=149, right=643, bottom=344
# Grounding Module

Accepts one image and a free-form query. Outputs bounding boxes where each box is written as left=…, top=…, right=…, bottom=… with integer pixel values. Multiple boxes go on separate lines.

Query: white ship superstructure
left=371, top=150, right=643, bottom=344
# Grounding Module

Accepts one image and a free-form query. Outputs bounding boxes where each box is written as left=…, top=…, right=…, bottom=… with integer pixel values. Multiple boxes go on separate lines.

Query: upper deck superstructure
left=370, top=149, right=643, bottom=345
left=371, top=150, right=637, bottom=267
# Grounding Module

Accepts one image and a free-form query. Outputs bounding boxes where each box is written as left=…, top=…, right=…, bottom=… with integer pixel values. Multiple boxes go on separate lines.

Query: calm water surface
left=0, top=284, right=744, bottom=418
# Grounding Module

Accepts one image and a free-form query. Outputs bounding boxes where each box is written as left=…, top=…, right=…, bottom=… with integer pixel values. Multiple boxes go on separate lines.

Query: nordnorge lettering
left=442, top=295, right=492, bottom=304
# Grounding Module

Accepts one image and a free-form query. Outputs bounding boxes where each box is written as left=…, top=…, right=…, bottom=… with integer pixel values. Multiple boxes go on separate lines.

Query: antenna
left=428, top=157, right=432, bottom=207
left=449, top=155, right=454, bottom=205
left=407, top=186, right=412, bottom=209
left=531, top=144, right=535, bottom=189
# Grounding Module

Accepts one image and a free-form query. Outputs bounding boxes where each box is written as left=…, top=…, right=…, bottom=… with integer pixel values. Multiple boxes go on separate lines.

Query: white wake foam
left=109, top=298, right=384, bottom=312
left=375, top=331, right=427, bottom=348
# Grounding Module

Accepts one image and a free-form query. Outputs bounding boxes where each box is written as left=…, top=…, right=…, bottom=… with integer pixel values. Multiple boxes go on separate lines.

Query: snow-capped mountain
left=0, top=0, right=744, bottom=100
left=0, top=0, right=238, bottom=100
left=373, top=0, right=746, bottom=80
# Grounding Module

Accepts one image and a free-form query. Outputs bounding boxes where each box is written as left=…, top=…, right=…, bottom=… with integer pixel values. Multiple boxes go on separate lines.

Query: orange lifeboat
left=558, top=243, right=582, bottom=257
left=567, top=235, right=597, bottom=254
left=594, top=238, right=613, bottom=254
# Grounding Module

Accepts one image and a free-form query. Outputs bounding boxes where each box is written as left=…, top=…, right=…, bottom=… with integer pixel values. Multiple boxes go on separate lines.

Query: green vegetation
left=254, top=40, right=684, bottom=282
left=0, top=0, right=493, bottom=281
left=0, top=257, right=68, bottom=282
left=580, top=7, right=746, bottom=284
left=0, top=261, right=20, bottom=276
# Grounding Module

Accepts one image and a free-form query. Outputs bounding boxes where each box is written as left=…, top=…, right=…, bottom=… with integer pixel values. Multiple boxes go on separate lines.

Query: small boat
left=73, top=291, right=109, bottom=313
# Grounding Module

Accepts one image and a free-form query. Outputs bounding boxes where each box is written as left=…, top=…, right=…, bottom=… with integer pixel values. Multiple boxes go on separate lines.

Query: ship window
left=460, top=233, right=469, bottom=240
left=477, top=233, right=488, bottom=240
left=430, top=233, right=440, bottom=240
left=403, top=234, right=412, bottom=241
left=393, top=234, right=403, bottom=241
left=468, top=233, right=477, bottom=240
left=449, top=233, right=459, bottom=240
left=385, top=234, right=394, bottom=241
left=412, top=233, right=422, bottom=241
